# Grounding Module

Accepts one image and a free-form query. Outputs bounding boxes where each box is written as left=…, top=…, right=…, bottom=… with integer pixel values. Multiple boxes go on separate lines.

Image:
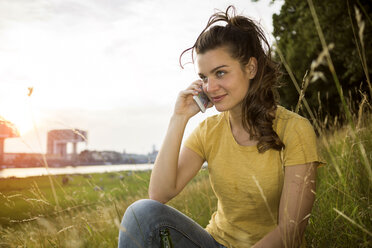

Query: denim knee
left=122, top=199, right=164, bottom=226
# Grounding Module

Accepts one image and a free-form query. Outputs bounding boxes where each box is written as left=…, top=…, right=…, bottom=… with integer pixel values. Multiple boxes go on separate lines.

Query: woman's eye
left=216, top=71, right=225, bottom=78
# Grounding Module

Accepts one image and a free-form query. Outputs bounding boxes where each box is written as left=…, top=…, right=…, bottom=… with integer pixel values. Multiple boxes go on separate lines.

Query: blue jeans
left=118, top=199, right=226, bottom=248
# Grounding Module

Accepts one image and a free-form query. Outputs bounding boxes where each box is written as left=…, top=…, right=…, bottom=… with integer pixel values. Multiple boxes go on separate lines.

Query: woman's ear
left=246, top=57, right=257, bottom=79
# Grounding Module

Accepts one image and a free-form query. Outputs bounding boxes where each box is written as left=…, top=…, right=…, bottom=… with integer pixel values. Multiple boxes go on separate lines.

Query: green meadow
left=0, top=118, right=371, bottom=247
left=0, top=171, right=151, bottom=227
left=0, top=169, right=216, bottom=247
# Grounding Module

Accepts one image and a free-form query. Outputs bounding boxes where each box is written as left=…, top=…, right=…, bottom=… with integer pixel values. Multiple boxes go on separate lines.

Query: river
left=0, top=164, right=154, bottom=178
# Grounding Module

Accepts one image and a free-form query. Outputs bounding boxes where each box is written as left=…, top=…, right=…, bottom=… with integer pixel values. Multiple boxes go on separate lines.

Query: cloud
left=1, top=0, right=283, bottom=154
left=0, top=0, right=142, bottom=26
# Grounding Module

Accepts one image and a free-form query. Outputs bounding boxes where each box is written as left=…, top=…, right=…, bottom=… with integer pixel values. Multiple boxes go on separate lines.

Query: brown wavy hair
left=180, top=5, right=284, bottom=153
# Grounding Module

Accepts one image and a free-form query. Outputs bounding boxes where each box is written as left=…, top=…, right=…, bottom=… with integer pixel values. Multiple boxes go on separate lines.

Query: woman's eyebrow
left=198, top=65, right=229, bottom=77
left=210, top=65, right=228, bottom=74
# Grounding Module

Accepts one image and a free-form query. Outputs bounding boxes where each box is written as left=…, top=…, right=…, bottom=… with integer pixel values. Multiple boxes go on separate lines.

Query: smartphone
left=193, top=88, right=210, bottom=113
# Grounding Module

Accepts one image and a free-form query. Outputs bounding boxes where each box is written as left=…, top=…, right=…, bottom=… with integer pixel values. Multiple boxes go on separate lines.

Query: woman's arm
left=148, top=80, right=208, bottom=204
left=252, top=163, right=317, bottom=248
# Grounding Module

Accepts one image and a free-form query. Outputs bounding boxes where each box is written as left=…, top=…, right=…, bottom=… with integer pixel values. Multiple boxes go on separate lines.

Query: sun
left=7, top=116, right=34, bottom=136
left=1, top=105, right=35, bottom=136
left=0, top=86, right=41, bottom=137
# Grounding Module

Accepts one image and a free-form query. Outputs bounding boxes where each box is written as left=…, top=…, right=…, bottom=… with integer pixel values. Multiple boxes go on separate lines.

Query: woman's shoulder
left=199, top=112, right=227, bottom=128
left=194, top=112, right=228, bottom=139
left=275, top=106, right=315, bottom=137
left=276, top=105, right=308, bottom=122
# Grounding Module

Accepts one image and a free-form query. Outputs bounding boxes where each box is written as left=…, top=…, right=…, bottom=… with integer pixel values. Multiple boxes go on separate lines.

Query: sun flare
left=0, top=106, right=35, bottom=136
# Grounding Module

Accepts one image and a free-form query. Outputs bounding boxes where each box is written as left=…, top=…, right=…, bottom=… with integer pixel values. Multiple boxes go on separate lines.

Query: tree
left=269, top=0, right=372, bottom=124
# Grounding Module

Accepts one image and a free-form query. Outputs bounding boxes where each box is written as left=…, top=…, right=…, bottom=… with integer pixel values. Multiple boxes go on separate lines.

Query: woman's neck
left=228, top=107, right=244, bottom=131
left=228, top=108, right=258, bottom=146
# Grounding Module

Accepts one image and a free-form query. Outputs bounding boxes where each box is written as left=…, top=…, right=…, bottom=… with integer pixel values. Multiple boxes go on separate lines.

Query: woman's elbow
left=148, top=189, right=172, bottom=204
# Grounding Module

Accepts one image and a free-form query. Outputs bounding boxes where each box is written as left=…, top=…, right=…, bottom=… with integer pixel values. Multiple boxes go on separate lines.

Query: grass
left=0, top=169, right=215, bottom=247
left=0, top=171, right=150, bottom=227
left=278, top=1, right=372, bottom=246
left=0, top=119, right=370, bottom=247
left=0, top=110, right=371, bottom=248
left=0, top=171, right=151, bottom=247
left=305, top=117, right=372, bottom=247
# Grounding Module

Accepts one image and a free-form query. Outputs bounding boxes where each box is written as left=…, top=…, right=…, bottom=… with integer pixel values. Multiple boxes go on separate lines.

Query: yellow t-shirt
left=184, top=106, right=325, bottom=248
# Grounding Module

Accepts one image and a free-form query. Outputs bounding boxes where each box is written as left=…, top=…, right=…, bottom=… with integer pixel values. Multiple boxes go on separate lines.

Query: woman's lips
left=211, top=94, right=227, bottom=103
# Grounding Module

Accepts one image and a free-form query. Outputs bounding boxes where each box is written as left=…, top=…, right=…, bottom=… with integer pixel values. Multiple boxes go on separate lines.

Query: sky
left=0, top=0, right=283, bottom=155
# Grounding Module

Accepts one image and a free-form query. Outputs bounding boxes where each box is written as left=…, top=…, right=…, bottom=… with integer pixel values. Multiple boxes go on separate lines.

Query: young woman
left=118, top=5, right=324, bottom=248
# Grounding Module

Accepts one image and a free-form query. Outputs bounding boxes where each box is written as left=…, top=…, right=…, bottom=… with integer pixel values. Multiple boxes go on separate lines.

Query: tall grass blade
left=28, top=91, right=60, bottom=208
left=252, top=175, right=276, bottom=225
left=307, top=0, right=372, bottom=183
left=333, top=208, right=372, bottom=237
left=275, top=44, right=345, bottom=183
left=346, top=0, right=372, bottom=99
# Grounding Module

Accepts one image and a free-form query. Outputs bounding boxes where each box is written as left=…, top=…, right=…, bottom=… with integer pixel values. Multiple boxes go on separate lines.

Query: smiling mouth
left=211, top=94, right=227, bottom=103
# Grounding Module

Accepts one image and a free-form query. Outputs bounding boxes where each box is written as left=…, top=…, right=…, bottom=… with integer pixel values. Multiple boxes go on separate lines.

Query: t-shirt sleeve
left=283, top=118, right=326, bottom=167
left=183, top=123, right=206, bottom=160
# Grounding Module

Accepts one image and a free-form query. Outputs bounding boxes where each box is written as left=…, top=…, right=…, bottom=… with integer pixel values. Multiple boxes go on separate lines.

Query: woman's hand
left=173, top=80, right=213, bottom=119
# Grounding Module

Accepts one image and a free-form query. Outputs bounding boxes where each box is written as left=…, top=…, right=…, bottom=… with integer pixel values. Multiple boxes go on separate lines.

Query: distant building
left=121, top=153, right=148, bottom=164
left=147, top=144, right=158, bottom=163
left=78, top=150, right=133, bottom=165
left=3, top=153, right=44, bottom=168
left=0, top=117, right=19, bottom=165
left=47, top=129, right=87, bottom=160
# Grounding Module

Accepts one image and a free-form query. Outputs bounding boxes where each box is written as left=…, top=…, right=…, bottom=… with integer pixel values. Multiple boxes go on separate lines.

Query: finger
left=187, top=80, right=203, bottom=90
left=185, top=86, right=201, bottom=95
left=192, top=79, right=203, bottom=85
left=180, top=89, right=199, bottom=97
left=193, top=85, right=202, bottom=92
left=187, top=84, right=200, bottom=91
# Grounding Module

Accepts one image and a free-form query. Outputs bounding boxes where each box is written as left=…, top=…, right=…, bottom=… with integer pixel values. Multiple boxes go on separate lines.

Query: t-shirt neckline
left=225, top=106, right=282, bottom=152
left=225, top=111, right=258, bottom=152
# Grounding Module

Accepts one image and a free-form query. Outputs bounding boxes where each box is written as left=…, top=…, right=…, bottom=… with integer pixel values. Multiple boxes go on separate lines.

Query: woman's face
left=196, top=47, right=256, bottom=113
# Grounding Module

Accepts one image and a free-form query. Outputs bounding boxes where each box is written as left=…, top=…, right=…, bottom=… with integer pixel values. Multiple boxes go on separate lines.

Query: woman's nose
left=205, top=78, right=219, bottom=93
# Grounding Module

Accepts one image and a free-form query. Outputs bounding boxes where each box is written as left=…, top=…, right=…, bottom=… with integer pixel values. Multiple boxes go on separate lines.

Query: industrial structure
left=1, top=125, right=159, bottom=168
left=0, top=117, right=19, bottom=164
left=47, top=129, right=87, bottom=160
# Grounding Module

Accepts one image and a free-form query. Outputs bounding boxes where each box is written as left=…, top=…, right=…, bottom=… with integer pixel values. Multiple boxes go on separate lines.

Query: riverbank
left=0, top=164, right=153, bottom=178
